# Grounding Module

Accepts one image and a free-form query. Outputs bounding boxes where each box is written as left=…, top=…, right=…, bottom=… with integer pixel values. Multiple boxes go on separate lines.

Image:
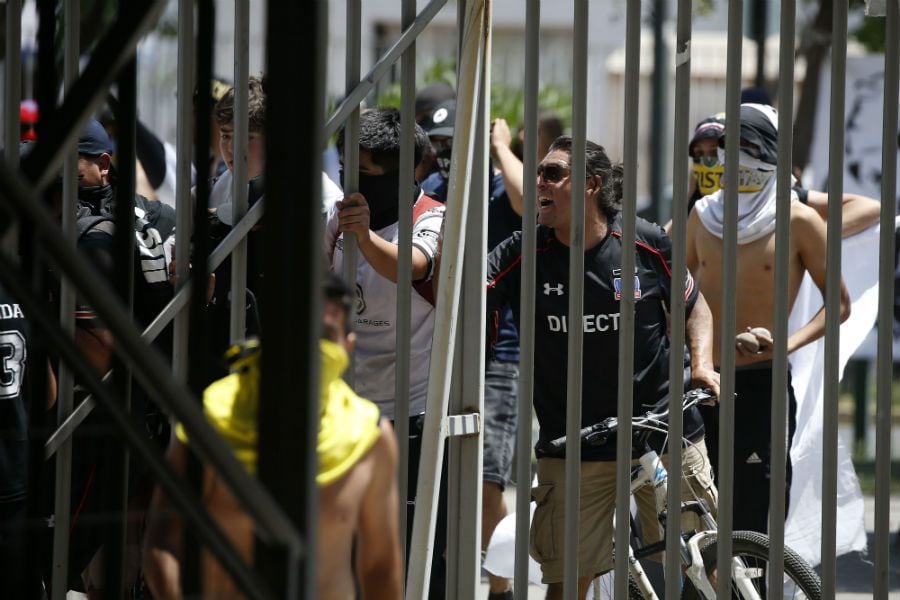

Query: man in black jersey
left=0, top=282, right=55, bottom=597
left=486, top=136, right=719, bottom=597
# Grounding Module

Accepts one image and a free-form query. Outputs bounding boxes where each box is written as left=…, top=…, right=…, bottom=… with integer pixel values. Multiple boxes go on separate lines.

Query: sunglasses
left=536, top=162, right=571, bottom=184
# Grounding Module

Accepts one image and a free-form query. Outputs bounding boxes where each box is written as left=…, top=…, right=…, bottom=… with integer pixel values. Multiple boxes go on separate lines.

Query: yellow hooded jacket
left=176, top=339, right=382, bottom=486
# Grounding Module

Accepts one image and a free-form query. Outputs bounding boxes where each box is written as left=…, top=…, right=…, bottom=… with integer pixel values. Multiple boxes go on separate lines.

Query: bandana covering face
left=176, top=339, right=382, bottom=486
left=694, top=148, right=794, bottom=245
left=692, top=160, right=724, bottom=196
left=317, top=339, right=382, bottom=486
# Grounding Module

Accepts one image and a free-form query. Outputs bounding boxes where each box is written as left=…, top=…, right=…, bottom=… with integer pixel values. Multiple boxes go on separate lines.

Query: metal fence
left=0, top=0, right=897, bottom=598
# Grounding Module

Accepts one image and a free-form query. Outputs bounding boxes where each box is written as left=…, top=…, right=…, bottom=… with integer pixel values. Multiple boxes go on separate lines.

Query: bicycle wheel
left=591, top=570, right=646, bottom=599
left=681, top=530, right=821, bottom=599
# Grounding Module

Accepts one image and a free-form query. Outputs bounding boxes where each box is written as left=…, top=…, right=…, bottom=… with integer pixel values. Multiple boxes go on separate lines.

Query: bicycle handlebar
left=542, top=388, right=716, bottom=453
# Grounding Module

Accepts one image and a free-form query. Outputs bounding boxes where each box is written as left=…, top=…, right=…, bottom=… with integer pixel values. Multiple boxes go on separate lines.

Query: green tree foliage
left=377, top=57, right=572, bottom=134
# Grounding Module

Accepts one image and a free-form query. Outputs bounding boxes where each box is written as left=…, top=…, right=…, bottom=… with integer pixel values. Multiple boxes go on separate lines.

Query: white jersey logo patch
left=746, top=452, right=763, bottom=464
left=543, top=283, right=565, bottom=296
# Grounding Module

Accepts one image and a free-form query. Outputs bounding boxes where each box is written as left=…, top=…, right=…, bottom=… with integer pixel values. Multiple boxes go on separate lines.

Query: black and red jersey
left=486, top=215, right=705, bottom=460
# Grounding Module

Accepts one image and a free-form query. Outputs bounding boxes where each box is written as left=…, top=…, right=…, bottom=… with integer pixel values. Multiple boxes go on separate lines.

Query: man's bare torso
left=689, top=204, right=807, bottom=367
left=317, top=438, right=380, bottom=600
left=199, top=438, right=381, bottom=600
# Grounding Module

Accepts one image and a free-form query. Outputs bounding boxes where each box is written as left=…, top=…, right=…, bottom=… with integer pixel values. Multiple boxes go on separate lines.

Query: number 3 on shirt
left=0, top=331, right=27, bottom=399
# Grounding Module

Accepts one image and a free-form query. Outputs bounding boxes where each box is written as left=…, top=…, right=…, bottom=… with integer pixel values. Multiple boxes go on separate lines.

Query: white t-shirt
left=324, top=192, right=444, bottom=419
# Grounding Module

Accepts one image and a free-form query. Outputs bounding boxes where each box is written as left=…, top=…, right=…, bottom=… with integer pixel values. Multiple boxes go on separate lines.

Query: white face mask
left=717, top=147, right=777, bottom=193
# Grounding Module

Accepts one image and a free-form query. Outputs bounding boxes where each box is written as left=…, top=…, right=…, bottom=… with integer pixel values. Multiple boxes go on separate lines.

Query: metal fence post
left=50, top=0, right=79, bottom=594
left=446, top=9, right=490, bottom=593
left=2, top=0, right=22, bottom=256
left=173, top=0, right=193, bottom=382
left=515, top=0, right=540, bottom=595
left=768, top=2, right=797, bottom=598
left=874, top=2, right=899, bottom=598
left=716, top=1, right=743, bottom=596
left=395, top=0, right=416, bottom=575
left=664, top=0, right=691, bottom=595
left=405, top=2, right=487, bottom=596
left=563, top=1, right=589, bottom=597
left=229, top=0, right=250, bottom=343
left=821, top=1, right=849, bottom=595
left=258, top=0, right=327, bottom=596
left=614, top=1, right=640, bottom=597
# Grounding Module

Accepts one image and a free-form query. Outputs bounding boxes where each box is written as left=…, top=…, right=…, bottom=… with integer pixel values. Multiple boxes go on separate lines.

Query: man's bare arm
left=787, top=203, right=852, bottom=354
left=337, top=193, right=430, bottom=281
left=685, top=210, right=701, bottom=276
left=46, top=361, right=57, bottom=409
left=143, top=440, right=188, bottom=599
left=685, top=292, right=720, bottom=399
left=490, top=118, right=525, bottom=216
left=356, top=419, right=403, bottom=600
left=803, top=190, right=881, bottom=238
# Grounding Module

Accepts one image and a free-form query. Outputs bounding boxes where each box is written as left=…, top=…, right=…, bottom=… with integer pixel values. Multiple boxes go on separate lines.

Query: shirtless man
left=143, top=274, right=402, bottom=599
left=671, top=111, right=880, bottom=237
left=685, top=103, right=852, bottom=535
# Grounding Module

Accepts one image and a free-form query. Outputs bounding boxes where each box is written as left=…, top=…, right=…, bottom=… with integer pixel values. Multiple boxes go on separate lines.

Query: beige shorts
left=528, top=438, right=717, bottom=584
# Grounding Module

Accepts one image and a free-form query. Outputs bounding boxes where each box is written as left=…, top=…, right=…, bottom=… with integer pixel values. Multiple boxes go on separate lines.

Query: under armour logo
left=543, top=283, right=565, bottom=296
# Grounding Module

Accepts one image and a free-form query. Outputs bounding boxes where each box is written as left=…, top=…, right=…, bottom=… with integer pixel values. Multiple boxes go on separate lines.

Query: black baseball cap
left=421, top=100, right=456, bottom=138
left=77, top=119, right=114, bottom=157
left=688, top=113, right=726, bottom=155
left=415, top=82, right=455, bottom=121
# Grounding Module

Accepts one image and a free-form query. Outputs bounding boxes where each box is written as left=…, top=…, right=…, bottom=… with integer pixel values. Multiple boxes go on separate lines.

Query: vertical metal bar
left=106, top=51, right=137, bottom=596
left=515, top=0, right=539, bottom=594
left=716, top=1, right=742, bottom=596
left=51, top=0, right=79, bottom=595
left=230, top=0, right=249, bottom=343
left=767, top=2, right=795, bottom=598
left=650, top=0, right=669, bottom=225
left=341, top=0, right=361, bottom=368
left=405, top=2, right=486, bottom=595
left=184, top=0, right=215, bottom=593
left=563, top=1, right=589, bottom=597
left=395, top=0, right=415, bottom=576
left=664, top=0, right=690, bottom=596
left=34, top=1, right=56, bottom=595
left=3, top=0, right=22, bottom=257
left=874, top=2, right=899, bottom=598
left=821, top=0, right=848, bottom=595
left=447, top=13, right=490, bottom=596
left=614, top=1, right=640, bottom=598
left=173, top=0, right=193, bottom=381
left=259, top=0, right=326, bottom=595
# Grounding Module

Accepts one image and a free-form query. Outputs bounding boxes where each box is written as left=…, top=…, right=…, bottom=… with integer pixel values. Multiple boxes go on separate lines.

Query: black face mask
left=358, top=171, right=401, bottom=230
left=435, top=148, right=452, bottom=179
left=340, top=168, right=419, bottom=231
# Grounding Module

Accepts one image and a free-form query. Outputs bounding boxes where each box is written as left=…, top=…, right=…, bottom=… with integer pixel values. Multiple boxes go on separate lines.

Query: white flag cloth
left=784, top=224, right=879, bottom=565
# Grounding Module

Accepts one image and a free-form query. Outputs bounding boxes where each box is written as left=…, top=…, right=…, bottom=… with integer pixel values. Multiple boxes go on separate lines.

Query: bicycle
left=542, top=388, right=822, bottom=599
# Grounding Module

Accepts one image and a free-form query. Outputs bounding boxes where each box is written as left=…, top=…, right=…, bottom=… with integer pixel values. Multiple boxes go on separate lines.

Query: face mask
left=429, top=136, right=453, bottom=180
left=358, top=171, right=402, bottom=231
left=436, top=148, right=452, bottom=179
left=716, top=148, right=777, bottom=194
left=692, top=157, right=724, bottom=195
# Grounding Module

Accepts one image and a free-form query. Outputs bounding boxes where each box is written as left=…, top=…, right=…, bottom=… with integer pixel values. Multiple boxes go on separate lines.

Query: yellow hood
left=317, top=340, right=382, bottom=486
left=176, top=339, right=382, bottom=487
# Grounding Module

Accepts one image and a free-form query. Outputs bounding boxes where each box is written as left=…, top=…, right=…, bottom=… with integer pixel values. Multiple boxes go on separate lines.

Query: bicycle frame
left=624, top=448, right=764, bottom=600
